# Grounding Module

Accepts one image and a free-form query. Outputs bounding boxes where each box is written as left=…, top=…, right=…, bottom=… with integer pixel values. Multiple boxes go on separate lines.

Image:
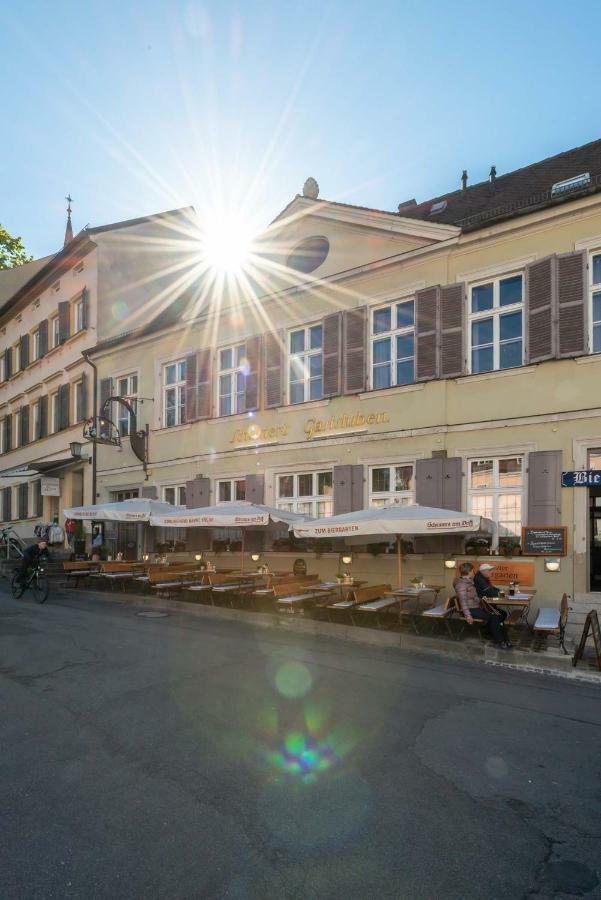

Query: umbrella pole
left=396, top=535, right=402, bottom=588
left=241, top=529, right=245, bottom=573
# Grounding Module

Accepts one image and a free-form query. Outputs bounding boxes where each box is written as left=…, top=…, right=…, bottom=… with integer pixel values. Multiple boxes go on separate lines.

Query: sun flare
left=201, top=211, right=254, bottom=277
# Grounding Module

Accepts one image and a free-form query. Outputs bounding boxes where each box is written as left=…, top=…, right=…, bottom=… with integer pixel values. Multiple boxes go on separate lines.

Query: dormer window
left=551, top=173, right=591, bottom=196
left=286, top=236, right=329, bottom=274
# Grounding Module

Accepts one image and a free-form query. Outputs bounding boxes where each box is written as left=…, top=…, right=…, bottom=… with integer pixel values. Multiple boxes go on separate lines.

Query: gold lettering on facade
left=304, top=411, right=390, bottom=440
left=230, top=423, right=289, bottom=445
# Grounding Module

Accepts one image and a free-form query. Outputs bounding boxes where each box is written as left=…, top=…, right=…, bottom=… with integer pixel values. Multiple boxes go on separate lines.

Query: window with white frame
left=74, top=296, right=85, bottom=333
left=276, top=470, right=333, bottom=517
left=52, top=317, right=60, bottom=349
left=468, top=455, right=524, bottom=545
left=288, top=324, right=323, bottom=404
left=51, top=392, right=60, bottom=433
left=14, top=410, right=21, bottom=448
left=369, top=463, right=414, bottom=508
left=469, top=274, right=523, bottom=374
left=32, top=400, right=39, bottom=441
left=32, top=329, right=40, bottom=361
left=217, top=478, right=246, bottom=503
left=162, top=485, right=186, bottom=506
left=0, top=355, right=5, bottom=382
left=13, top=343, right=20, bottom=373
left=0, top=419, right=4, bottom=454
left=218, top=345, right=246, bottom=416
left=74, top=380, right=85, bottom=423
left=371, top=299, right=415, bottom=389
left=117, top=373, right=138, bottom=436
left=590, top=251, right=601, bottom=354
left=163, top=360, right=186, bottom=427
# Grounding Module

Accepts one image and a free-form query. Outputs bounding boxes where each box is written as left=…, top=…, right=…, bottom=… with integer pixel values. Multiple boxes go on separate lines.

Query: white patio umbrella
left=150, top=501, right=309, bottom=571
left=293, top=503, right=493, bottom=587
left=63, top=498, right=183, bottom=522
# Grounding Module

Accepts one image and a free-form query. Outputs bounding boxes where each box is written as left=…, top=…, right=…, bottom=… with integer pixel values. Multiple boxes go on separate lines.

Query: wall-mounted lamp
left=143, top=553, right=149, bottom=562
left=70, top=441, right=83, bottom=459
left=544, top=558, right=561, bottom=573
left=341, top=553, right=353, bottom=566
left=251, top=553, right=261, bottom=562
left=194, top=553, right=203, bottom=562
left=444, top=558, right=457, bottom=570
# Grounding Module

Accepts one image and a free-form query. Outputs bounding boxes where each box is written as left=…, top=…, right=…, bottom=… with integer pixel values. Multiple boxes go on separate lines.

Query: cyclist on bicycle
left=16, top=539, right=50, bottom=585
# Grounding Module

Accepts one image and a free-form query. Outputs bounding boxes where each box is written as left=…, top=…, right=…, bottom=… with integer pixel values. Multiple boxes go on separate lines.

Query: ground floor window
left=111, top=490, right=139, bottom=502
left=217, top=478, right=246, bottom=503
left=276, top=470, right=333, bottom=517
left=369, top=463, right=414, bottom=507
left=468, top=455, right=524, bottom=546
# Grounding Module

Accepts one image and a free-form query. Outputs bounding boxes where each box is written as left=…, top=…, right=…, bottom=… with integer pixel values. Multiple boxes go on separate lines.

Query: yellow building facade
left=90, top=145, right=601, bottom=625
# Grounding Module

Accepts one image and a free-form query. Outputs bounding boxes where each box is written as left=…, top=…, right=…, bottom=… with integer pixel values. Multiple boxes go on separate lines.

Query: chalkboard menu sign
left=573, top=610, right=601, bottom=670
left=521, top=526, right=567, bottom=556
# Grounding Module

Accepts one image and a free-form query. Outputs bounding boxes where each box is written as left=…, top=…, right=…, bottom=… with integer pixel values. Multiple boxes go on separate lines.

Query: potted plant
left=465, top=536, right=491, bottom=556
left=499, top=538, right=521, bottom=557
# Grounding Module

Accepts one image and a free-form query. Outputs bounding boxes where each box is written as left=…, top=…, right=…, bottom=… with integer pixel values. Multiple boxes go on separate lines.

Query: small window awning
left=0, top=456, right=80, bottom=484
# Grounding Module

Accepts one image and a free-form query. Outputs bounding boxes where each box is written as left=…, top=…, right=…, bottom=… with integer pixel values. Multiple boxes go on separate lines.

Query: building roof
left=400, top=137, right=601, bottom=229
left=0, top=255, right=55, bottom=308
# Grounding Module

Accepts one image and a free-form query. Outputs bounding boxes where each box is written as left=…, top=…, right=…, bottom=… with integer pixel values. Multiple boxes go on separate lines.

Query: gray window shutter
left=81, top=288, right=89, bottom=329
left=34, top=480, right=43, bottom=517
left=59, top=383, right=70, bottom=430
left=196, top=347, right=212, bottom=420
left=415, top=458, right=443, bottom=506
left=244, top=474, right=265, bottom=504
left=264, top=331, right=283, bottom=408
left=244, top=335, right=261, bottom=411
left=39, top=396, right=48, bottom=439
left=4, top=346, right=12, bottom=380
left=20, top=405, right=29, bottom=446
left=333, top=465, right=364, bottom=515
left=38, top=320, right=48, bottom=357
left=79, top=372, right=88, bottom=421
left=141, top=485, right=158, bottom=499
left=185, top=352, right=198, bottom=421
left=557, top=251, right=587, bottom=358
left=525, top=256, right=556, bottom=363
left=440, top=284, right=464, bottom=378
left=20, top=334, right=29, bottom=370
left=415, top=456, right=464, bottom=552
left=18, top=483, right=28, bottom=520
left=416, top=287, right=439, bottom=381
left=343, top=307, right=367, bottom=394
left=58, top=301, right=70, bottom=344
left=322, top=312, right=342, bottom=397
left=185, top=475, right=211, bottom=550
left=527, top=450, right=562, bottom=526
left=4, top=413, right=12, bottom=452
left=2, top=486, right=12, bottom=522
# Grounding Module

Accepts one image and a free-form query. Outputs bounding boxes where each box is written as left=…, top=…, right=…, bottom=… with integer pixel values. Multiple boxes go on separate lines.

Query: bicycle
left=0, top=527, right=25, bottom=561
left=11, top=562, right=50, bottom=604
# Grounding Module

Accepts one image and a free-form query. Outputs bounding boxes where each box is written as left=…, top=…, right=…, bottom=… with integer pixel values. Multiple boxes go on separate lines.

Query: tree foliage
left=0, top=223, right=33, bottom=270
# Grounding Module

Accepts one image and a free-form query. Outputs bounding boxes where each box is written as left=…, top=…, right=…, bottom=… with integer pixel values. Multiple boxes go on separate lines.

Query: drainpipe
left=81, top=349, right=97, bottom=505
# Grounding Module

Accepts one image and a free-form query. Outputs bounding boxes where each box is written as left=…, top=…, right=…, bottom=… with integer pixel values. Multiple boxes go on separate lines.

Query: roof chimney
left=461, top=170, right=468, bottom=192
left=64, top=194, right=73, bottom=246
left=489, top=165, right=497, bottom=187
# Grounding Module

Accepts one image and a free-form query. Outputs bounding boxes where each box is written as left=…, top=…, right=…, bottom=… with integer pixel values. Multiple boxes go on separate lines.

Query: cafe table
left=313, top=580, right=367, bottom=603
left=392, top=585, right=444, bottom=616
left=489, top=590, right=536, bottom=625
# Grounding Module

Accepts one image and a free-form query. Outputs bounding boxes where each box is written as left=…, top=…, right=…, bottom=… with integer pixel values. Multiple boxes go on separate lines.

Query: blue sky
left=2, top=0, right=601, bottom=259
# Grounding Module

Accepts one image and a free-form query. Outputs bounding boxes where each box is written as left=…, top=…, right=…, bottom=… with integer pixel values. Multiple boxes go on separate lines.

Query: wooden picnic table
left=313, top=580, right=367, bottom=602
left=392, top=585, right=444, bottom=616
left=490, top=590, right=536, bottom=625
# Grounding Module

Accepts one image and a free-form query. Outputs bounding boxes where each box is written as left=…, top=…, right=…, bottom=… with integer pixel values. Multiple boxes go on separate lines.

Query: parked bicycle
left=0, top=526, right=25, bottom=560
left=11, top=561, right=50, bottom=604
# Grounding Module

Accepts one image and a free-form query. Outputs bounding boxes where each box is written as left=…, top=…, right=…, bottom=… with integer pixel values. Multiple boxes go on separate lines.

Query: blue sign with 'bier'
left=562, top=470, right=601, bottom=487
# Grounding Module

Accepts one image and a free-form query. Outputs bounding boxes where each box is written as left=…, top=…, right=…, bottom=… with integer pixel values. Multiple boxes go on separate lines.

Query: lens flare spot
left=284, top=731, right=305, bottom=756
left=275, top=662, right=312, bottom=699
left=304, top=699, right=329, bottom=736
left=111, top=300, right=128, bottom=322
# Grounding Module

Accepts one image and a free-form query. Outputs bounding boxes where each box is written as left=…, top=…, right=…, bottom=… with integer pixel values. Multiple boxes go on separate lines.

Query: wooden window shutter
left=4, top=347, right=12, bottom=380
left=18, top=482, right=28, bottom=520
left=264, top=331, right=284, bottom=409
left=141, top=485, right=158, bottom=499
left=185, top=352, right=198, bottom=421
left=415, top=457, right=464, bottom=552
left=3, top=486, right=12, bottom=522
left=185, top=476, right=211, bottom=550
left=416, top=287, right=440, bottom=380
left=333, top=465, right=364, bottom=514
left=59, top=383, right=70, bottom=430
left=79, top=372, right=88, bottom=421
left=58, top=301, right=70, bottom=344
left=322, top=312, right=342, bottom=397
left=20, top=334, right=29, bottom=370
left=343, top=307, right=367, bottom=394
left=557, top=251, right=587, bottom=358
left=439, top=284, right=465, bottom=378
left=415, top=458, right=443, bottom=506
left=196, top=348, right=213, bottom=420
left=38, top=320, right=48, bottom=357
left=525, top=256, right=556, bottom=363
left=81, top=288, right=89, bottom=329
left=34, top=480, right=43, bottom=517
left=4, top=413, right=12, bottom=452
left=244, top=474, right=265, bottom=504
left=39, top=396, right=48, bottom=439
left=527, top=450, right=562, bottom=526
left=244, top=335, right=261, bottom=412
left=20, top=405, right=29, bottom=446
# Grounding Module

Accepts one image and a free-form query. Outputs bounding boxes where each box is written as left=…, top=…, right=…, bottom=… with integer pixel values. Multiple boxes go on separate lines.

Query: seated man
left=453, top=562, right=512, bottom=649
left=474, top=563, right=500, bottom=599
left=17, top=539, right=50, bottom=585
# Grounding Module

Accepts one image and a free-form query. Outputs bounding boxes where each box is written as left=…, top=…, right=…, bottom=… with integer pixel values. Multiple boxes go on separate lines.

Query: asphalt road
left=1, top=587, right=600, bottom=900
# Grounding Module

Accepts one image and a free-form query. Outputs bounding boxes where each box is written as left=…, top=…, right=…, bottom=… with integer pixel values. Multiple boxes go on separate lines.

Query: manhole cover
left=136, top=611, right=169, bottom=619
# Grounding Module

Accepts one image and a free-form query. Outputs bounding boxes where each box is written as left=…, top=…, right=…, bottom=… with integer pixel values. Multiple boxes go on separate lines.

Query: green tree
left=0, top=223, right=33, bottom=269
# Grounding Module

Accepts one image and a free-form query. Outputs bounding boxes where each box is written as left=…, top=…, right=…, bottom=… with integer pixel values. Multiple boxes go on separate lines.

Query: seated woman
left=453, top=562, right=512, bottom=649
